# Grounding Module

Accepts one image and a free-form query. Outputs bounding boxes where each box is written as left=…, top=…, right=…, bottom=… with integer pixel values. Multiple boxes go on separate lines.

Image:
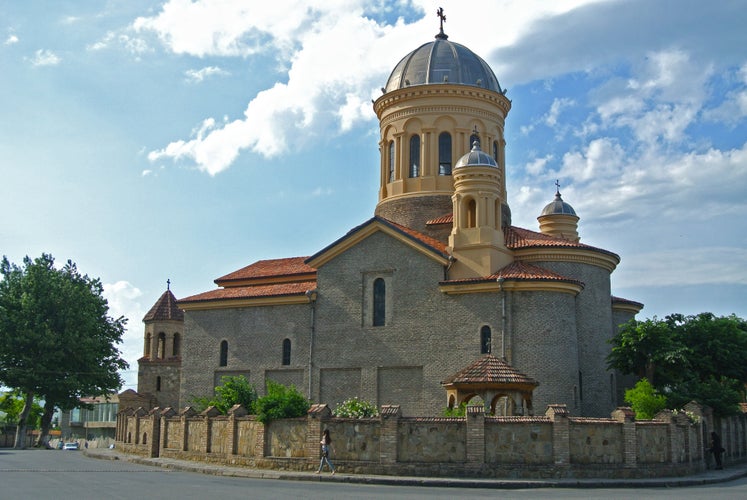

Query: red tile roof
left=426, top=213, right=454, bottom=225
left=381, top=217, right=449, bottom=255
left=506, top=226, right=618, bottom=258
left=442, top=354, right=539, bottom=386
left=216, top=256, right=316, bottom=284
left=143, top=290, right=184, bottom=322
left=441, top=260, right=583, bottom=286
left=612, top=296, right=644, bottom=308
left=179, top=280, right=316, bottom=304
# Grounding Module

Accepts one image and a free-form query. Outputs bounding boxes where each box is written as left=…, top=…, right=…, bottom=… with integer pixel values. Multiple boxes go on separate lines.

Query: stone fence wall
left=115, top=402, right=747, bottom=479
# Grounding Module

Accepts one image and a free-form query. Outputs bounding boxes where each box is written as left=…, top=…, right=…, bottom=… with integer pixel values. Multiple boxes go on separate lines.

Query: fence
left=115, top=402, right=747, bottom=479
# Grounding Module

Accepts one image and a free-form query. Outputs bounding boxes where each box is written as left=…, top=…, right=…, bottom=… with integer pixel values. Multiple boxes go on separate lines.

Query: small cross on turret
left=436, top=7, right=448, bottom=39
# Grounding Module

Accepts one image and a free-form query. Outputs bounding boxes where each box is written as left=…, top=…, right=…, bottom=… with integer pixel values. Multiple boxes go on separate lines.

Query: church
left=134, top=17, right=642, bottom=418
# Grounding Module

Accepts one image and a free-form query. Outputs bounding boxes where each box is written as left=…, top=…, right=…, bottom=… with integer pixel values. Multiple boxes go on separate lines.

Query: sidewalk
left=83, top=447, right=747, bottom=489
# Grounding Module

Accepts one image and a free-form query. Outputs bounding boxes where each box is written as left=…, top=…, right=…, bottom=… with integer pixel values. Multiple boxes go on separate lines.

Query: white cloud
left=4, top=34, right=18, bottom=45
left=184, top=66, right=229, bottom=83
left=139, top=0, right=611, bottom=175
left=103, top=281, right=147, bottom=390
left=29, top=49, right=61, bottom=66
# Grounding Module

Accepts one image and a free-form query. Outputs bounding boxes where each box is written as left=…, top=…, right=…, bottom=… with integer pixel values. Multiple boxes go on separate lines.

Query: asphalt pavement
left=82, top=447, right=747, bottom=490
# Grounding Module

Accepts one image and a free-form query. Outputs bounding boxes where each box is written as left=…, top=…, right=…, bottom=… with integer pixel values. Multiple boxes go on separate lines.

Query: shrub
left=253, top=381, right=310, bottom=424
left=333, top=397, right=379, bottom=418
left=624, top=378, right=667, bottom=419
left=190, top=375, right=257, bottom=414
left=442, top=402, right=466, bottom=417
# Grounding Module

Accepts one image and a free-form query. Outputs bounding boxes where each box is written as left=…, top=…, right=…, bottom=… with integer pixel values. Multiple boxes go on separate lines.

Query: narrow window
left=466, top=198, right=477, bottom=228
left=388, top=141, right=395, bottom=181
left=578, top=371, right=583, bottom=401
left=469, top=132, right=480, bottom=148
left=219, top=340, right=228, bottom=367
left=144, top=332, right=151, bottom=357
left=610, top=373, right=616, bottom=404
left=493, top=141, right=499, bottom=162
left=157, top=332, right=166, bottom=359
left=142, top=432, right=147, bottom=445
left=373, top=278, right=386, bottom=327
left=438, top=132, right=451, bottom=175
left=282, top=339, right=291, bottom=366
left=156, top=376, right=162, bottom=392
left=409, top=135, right=420, bottom=177
left=172, top=333, right=180, bottom=357
left=480, top=326, right=491, bottom=354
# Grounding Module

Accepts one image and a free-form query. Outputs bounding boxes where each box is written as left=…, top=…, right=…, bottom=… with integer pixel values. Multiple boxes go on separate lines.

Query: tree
left=253, top=381, right=309, bottom=424
left=0, top=391, right=44, bottom=429
left=608, top=313, right=747, bottom=416
left=191, top=375, right=257, bottom=414
left=0, top=254, right=128, bottom=448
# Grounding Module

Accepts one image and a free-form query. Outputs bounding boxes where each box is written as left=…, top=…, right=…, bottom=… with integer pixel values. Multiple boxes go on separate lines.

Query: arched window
left=172, top=333, right=180, bottom=357
left=469, top=132, right=480, bottom=148
left=157, top=332, right=166, bottom=359
left=493, top=141, right=499, bottom=162
left=466, top=198, right=477, bottom=228
left=156, top=376, right=162, bottom=392
left=144, top=332, right=151, bottom=358
left=409, top=135, right=420, bottom=177
left=142, top=432, right=147, bottom=445
left=219, top=340, right=228, bottom=367
left=438, top=132, right=452, bottom=175
left=480, top=326, right=491, bottom=354
left=282, top=339, right=291, bottom=366
left=388, top=140, right=395, bottom=182
left=373, top=278, right=386, bottom=327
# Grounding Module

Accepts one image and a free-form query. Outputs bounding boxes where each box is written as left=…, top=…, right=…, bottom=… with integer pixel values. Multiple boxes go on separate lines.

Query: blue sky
left=2, top=0, right=746, bottom=391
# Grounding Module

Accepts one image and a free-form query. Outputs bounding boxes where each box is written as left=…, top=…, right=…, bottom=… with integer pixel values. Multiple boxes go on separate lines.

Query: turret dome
left=541, top=190, right=577, bottom=216
left=455, top=141, right=497, bottom=169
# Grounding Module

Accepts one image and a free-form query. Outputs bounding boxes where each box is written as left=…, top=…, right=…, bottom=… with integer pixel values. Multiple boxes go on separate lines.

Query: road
left=2, top=448, right=747, bottom=500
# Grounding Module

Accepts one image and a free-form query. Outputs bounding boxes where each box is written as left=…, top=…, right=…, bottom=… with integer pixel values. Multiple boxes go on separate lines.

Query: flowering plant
left=333, top=397, right=379, bottom=418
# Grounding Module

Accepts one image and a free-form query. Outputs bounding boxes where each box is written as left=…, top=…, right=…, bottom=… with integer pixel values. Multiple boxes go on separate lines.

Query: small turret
left=537, top=182, right=580, bottom=242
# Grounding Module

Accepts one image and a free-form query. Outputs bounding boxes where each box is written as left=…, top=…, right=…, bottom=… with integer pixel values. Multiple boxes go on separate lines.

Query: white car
left=63, top=442, right=80, bottom=450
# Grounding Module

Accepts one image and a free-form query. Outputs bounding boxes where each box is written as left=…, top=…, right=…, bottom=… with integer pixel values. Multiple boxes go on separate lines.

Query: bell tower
left=137, top=280, right=183, bottom=409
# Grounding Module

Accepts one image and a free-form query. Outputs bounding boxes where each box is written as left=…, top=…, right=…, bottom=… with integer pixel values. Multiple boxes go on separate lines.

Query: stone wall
left=115, top=403, right=747, bottom=479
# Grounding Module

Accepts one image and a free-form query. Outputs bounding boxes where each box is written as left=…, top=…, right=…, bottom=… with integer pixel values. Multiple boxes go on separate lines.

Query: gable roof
left=143, top=289, right=184, bottom=322
left=215, top=256, right=316, bottom=286
left=305, top=216, right=449, bottom=268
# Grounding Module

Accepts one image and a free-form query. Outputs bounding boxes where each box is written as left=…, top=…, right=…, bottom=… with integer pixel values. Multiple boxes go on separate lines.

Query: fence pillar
left=201, top=406, right=220, bottom=453
left=147, top=407, right=161, bottom=458
left=546, top=404, right=570, bottom=468
left=379, top=405, right=400, bottom=464
left=227, top=404, right=248, bottom=456
left=307, top=404, right=331, bottom=464
left=180, top=406, right=196, bottom=451
left=612, top=407, right=637, bottom=468
left=159, top=407, right=176, bottom=455
left=466, top=405, right=485, bottom=464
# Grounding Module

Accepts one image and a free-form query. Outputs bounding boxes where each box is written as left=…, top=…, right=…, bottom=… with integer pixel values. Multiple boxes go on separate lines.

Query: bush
left=253, top=381, right=309, bottom=424
left=442, top=402, right=466, bottom=417
left=333, top=397, right=379, bottom=418
left=624, top=378, right=666, bottom=419
left=190, top=375, right=257, bottom=414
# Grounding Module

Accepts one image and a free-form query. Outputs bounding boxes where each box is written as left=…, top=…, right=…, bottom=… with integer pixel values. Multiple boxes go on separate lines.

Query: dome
left=384, top=34, right=503, bottom=94
left=541, top=190, right=577, bottom=216
left=455, top=141, right=497, bottom=169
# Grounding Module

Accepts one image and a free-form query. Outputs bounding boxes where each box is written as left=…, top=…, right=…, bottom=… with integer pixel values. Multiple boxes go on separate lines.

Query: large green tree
left=0, top=254, right=128, bottom=448
left=608, top=313, right=747, bottom=416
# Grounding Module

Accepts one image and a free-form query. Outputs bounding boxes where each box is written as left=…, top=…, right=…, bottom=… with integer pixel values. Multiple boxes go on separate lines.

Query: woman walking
left=315, top=429, right=335, bottom=474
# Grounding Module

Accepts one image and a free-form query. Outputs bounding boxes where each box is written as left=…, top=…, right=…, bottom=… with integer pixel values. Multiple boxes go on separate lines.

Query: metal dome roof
left=455, top=141, right=497, bottom=169
left=541, top=190, right=577, bottom=216
left=384, top=34, right=503, bottom=94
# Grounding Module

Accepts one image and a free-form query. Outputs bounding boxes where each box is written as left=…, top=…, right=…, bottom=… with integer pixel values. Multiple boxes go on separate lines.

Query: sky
left=2, top=0, right=746, bottom=392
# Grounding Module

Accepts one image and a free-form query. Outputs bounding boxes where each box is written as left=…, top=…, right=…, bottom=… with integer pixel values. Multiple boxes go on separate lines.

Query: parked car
left=63, top=442, right=80, bottom=450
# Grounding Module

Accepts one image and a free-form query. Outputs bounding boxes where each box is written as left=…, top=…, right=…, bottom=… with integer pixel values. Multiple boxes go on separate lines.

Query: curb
left=83, top=449, right=747, bottom=490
